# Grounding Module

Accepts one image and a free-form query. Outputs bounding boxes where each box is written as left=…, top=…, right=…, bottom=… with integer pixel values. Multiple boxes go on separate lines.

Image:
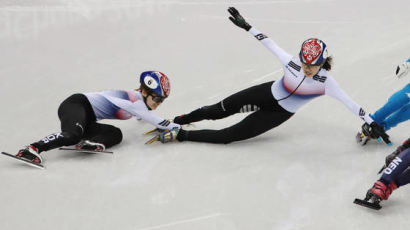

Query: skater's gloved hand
left=384, top=148, right=401, bottom=169
left=378, top=138, right=409, bottom=174
left=369, top=122, right=391, bottom=145
left=395, top=60, right=410, bottom=78
left=401, top=138, right=410, bottom=150
left=228, top=7, right=252, bottom=31
left=159, top=127, right=180, bottom=143
left=173, top=115, right=184, bottom=125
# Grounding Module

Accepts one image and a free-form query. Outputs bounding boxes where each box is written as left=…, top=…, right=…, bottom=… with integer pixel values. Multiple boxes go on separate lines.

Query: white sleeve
left=106, top=96, right=181, bottom=130
left=325, top=77, right=374, bottom=124
left=248, top=27, right=292, bottom=66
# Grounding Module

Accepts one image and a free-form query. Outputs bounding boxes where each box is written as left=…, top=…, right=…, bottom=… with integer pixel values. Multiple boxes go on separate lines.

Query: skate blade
left=145, top=135, right=159, bottom=145
left=353, top=198, right=382, bottom=210
left=144, top=129, right=158, bottom=135
left=59, top=147, right=113, bottom=154
left=355, top=132, right=364, bottom=143
left=1, top=152, right=45, bottom=169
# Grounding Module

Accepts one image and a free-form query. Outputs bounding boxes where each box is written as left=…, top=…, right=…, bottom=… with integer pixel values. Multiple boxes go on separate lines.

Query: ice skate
left=356, top=130, right=373, bottom=145
left=145, top=128, right=180, bottom=144
left=354, top=187, right=383, bottom=210
left=75, top=140, right=105, bottom=152
left=59, top=140, right=113, bottom=154
left=354, top=181, right=397, bottom=210
left=1, top=145, right=44, bottom=169
left=369, top=181, right=397, bottom=201
left=16, top=145, right=42, bottom=163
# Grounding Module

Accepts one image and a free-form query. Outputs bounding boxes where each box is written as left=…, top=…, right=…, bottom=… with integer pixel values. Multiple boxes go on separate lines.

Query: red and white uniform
left=85, top=90, right=180, bottom=130
left=249, top=27, right=373, bottom=124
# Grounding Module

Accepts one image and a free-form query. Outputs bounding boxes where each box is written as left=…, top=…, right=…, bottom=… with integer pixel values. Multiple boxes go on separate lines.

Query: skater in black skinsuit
left=6, top=71, right=180, bottom=168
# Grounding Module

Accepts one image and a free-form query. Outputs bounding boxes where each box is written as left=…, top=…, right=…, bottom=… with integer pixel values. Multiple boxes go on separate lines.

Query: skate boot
left=366, top=181, right=397, bottom=201
left=356, top=131, right=372, bottom=145
left=16, top=145, right=43, bottom=164
left=354, top=180, right=397, bottom=210
left=158, top=128, right=180, bottom=143
left=75, top=140, right=105, bottom=152
left=173, top=114, right=187, bottom=125
left=355, top=181, right=387, bottom=209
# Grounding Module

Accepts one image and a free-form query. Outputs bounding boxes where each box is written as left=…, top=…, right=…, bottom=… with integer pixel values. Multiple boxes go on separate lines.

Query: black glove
left=378, top=148, right=400, bottom=174
left=369, top=122, right=391, bottom=145
left=227, top=7, right=252, bottom=31
left=385, top=149, right=401, bottom=167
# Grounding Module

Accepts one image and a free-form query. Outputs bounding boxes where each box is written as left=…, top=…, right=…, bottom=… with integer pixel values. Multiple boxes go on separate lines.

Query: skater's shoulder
left=89, top=89, right=143, bottom=103
left=288, top=57, right=302, bottom=69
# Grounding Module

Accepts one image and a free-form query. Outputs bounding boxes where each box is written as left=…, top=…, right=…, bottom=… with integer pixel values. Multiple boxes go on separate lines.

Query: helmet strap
left=140, top=87, right=153, bottom=111
left=142, top=95, right=152, bottom=111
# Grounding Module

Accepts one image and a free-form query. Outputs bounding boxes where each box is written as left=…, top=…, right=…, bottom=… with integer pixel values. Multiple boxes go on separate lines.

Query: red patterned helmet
left=299, top=38, right=328, bottom=65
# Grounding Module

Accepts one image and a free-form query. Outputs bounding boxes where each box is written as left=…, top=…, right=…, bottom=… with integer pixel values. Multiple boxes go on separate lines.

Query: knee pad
left=112, top=127, right=123, bottom=144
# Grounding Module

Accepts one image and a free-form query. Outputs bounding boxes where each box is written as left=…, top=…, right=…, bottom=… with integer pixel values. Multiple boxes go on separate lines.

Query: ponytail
left=322, top=56, right=333, bottom=71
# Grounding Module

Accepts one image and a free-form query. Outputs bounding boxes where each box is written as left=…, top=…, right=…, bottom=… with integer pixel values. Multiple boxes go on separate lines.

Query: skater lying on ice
left=3, top=71, right=180, bottom=168
left=147, top=7, right=390, bottom=145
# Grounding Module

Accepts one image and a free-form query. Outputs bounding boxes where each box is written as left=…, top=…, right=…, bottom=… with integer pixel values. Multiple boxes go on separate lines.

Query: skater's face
left=146, top=94, right=164, bottom=110
left=141, top=89, right=164, bottom=110
left=302, top=63, right=321, bottom=77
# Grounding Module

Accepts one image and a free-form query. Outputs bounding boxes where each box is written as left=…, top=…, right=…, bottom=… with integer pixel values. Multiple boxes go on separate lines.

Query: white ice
left=0, top=0, right=409, bottom=229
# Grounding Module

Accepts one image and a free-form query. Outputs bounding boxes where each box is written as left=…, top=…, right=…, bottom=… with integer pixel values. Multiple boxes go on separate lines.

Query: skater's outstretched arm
left=105, top=95, right=180, bottom=130
left=227, top=7, right=292, bottom=66
left=324, top=76, right=390, bottom=144
left=325, top=76, right=373, bottom=124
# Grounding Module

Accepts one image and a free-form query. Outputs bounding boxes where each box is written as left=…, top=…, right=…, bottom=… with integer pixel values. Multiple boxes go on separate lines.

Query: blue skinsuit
left=370, top=59, right=410, bottom=131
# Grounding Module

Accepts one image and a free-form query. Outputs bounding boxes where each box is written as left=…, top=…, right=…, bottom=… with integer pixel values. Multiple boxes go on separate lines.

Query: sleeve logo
left=255, top=33, right=268, bottom=40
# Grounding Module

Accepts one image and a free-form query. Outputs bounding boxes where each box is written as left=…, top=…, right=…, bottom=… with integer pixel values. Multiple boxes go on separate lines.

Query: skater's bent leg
left=382, top=102, right=410, bottom=130
left=31, top=130, right=84, bottom=153
left=372, top=84, right=410, bottom=124
left=31, top=94, right=95, bottom=153
left=174, top=81, right=275, bottom=125
left=177, top=110, right=293, bottom=144
left=395, top=167, right=410, bottom=187
left=83, top=123, right=123, bottom=148
left=174, top=102, right=232, bottom=125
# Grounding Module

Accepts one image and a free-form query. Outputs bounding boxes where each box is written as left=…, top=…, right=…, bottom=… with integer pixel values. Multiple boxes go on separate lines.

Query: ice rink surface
left=0, top=0, right=409, bottom=229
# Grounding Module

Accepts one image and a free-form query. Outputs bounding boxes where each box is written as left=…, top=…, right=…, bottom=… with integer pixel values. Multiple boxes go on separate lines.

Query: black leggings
left=175, top=81, right=294, bottom=144
left=31, top=94, right=123, bottom=153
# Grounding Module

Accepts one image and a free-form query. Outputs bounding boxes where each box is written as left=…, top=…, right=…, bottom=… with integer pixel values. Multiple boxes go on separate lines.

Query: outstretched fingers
left=228, top=7, right=239, bottom=17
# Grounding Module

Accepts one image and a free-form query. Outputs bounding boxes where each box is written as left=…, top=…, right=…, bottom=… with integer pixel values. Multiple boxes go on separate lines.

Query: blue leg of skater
left=371, top=83, right=410, bottom=125
left=382, top=102, right=410, bottom=131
